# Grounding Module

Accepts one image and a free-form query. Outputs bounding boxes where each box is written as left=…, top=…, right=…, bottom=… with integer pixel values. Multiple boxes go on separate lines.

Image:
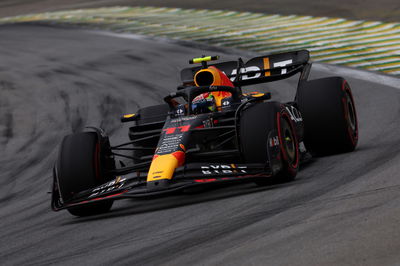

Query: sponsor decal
left=163, top=125, right=191, bottom=135
left=157, top=134, right=184, bottom=154
left=202, top=118, right=214, bottom=128
left=227, top=59, right=294, bottom=81
left=299, top=141, right=307, bottom=153
left=89, top=176, right=127, bottom=198
left=285, top=106, right=303, bottom=122
left=222, top=99, right=230, bottom=106
left=269, top=136, right=280, bottom=147
left=176, top=107, right=185, bottom=115
left=201, top=164, right=247, bottom=175
left=171, top=116, right=197, bottom=123
left=229, top=66, right=261, bottom=81
left=273, top=59, right=293, bottom=74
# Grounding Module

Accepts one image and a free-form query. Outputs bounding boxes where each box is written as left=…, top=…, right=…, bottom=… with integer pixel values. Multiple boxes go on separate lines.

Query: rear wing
left=181, top=50, right=311, bottom=87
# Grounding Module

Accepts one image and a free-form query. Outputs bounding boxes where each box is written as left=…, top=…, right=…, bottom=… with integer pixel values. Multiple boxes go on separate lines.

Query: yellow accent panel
left=263, top=57, right=271, bottom=76
left=147, top=154, right=179, bottom=181
left=213, top=93, right=223, bottom=108
left=251, top=93, right=265, bottom=97
left=193, top=68, right=222, bottom=87
left=123, top=113, right=136, bottom=118
left=243, top=92, right=265, bottom=98
left=192, top=56, right=212, bottom=63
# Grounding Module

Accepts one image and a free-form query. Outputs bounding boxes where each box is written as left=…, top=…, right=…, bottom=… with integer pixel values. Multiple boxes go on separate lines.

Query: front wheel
left=55, top=132, right=114, bottom=217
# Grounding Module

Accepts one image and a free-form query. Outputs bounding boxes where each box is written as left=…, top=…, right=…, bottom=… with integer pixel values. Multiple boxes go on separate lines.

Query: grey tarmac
left=1, top=24, right=400, bottom=265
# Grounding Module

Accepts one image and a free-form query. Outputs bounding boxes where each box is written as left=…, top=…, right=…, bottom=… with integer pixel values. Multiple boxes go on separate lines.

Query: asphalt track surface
left=1, top=24, right=400, bottom=265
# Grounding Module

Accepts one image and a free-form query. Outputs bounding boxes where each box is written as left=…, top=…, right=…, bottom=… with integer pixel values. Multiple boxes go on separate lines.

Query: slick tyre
left=297, top=77, right=358, bottom=155
left=240, top=102, right=299, bottom=185
left=276, top=110, right=300, bottom=181
left=56, top=132, right=113, bottom=217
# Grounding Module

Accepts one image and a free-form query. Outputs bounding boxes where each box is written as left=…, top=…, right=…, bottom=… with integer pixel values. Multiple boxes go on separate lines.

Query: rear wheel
left=56, top=132, right=114, bottom=217
left=296, top=77, right=358, bottom=155
left=240, top=102, right=299, bottom=185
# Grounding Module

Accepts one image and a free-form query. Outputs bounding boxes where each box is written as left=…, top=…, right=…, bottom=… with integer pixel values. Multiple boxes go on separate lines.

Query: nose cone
left=146, top=151, right=185, bottom=191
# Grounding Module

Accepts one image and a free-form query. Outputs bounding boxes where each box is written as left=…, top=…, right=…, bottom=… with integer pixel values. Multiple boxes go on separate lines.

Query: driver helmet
left=192, top=93, right=217, bottom=114
left=191, top=65, right=234, bottom=112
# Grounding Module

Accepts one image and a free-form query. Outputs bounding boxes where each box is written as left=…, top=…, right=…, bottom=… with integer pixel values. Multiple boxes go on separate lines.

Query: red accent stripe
left=209, top=66, right=234, bottom=87
left=172, top=151, right=186, bottom=166
left=179, top=125, right=191, bottom=132
left=163, top=127, right=176, bottom=134
left=342, top=80, right=358, bottom=146
left=195, top=178, right=217, bottom=183
left=194, top=174, right=271, bottom=183
left=76, top=190, right=129, bottom=205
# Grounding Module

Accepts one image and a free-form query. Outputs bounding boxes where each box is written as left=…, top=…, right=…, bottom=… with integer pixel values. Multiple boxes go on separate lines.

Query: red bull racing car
left=51, top=50, right=358, bottom=216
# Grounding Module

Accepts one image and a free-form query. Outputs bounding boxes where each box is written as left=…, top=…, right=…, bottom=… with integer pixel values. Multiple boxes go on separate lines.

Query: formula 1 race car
left=51, top=50, right=358, bottom=216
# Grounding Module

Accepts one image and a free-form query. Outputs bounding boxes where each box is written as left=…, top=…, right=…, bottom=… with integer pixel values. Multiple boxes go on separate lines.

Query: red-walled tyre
left=297, top=77, right=358, bottom=155
left=56, top=132, right=114, bottom=217
left=276, top=111, right=300, bottom=181
left=240, top=102, right=299, bottom=185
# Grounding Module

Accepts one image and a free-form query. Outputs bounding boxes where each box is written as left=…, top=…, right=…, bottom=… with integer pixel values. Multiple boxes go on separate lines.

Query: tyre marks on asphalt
left=1, top=24, right=400, bottom=265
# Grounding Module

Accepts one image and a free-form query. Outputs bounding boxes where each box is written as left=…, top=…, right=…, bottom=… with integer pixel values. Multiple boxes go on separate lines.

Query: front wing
left=51, top=163, right=273, bottom=211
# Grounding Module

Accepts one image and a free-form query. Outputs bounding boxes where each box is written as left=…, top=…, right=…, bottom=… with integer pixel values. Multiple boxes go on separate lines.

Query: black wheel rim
left=281, top=119, right=296, bottom=164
